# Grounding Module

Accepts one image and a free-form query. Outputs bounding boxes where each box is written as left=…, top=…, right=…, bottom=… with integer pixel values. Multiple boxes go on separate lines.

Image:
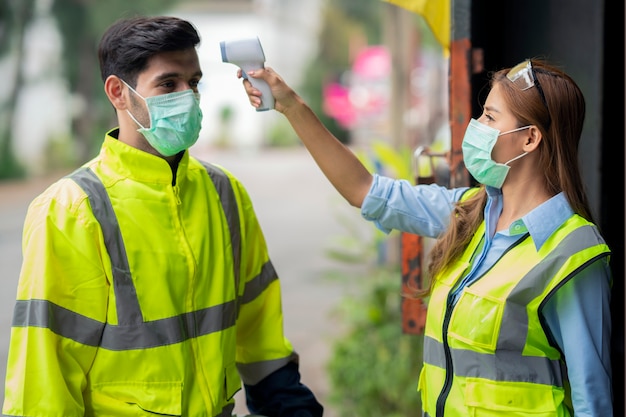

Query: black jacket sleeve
left=244, top=361, right=324, bottom=417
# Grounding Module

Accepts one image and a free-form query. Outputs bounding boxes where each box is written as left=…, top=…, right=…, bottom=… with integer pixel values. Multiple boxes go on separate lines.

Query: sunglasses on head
left=506, top=60, right=551, bottom=128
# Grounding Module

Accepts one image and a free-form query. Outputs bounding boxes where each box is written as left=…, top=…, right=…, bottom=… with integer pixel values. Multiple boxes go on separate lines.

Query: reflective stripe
left=12, top=299, right=104, bottom=346
left=237, top=352, right=299, bottom=385
left=12, top=297, right=237, bottom=350
left=500, top=224, right=606, bottom=350
left=70, top=167, right=142, bottom=325
left=423, top=336, right=563, bottom=386
left=424, top=224, right=608, bottom=387
left=100, top=300, right=237, bottom=350
left=241, top=261, right=278, bottom=304
left=11, top=163, right=267, bottom=350
left=200, top=161, right=279, bottom=307
left=13, top=299, right=236, bottom=350
left=201, top=162, right=241, bottom=295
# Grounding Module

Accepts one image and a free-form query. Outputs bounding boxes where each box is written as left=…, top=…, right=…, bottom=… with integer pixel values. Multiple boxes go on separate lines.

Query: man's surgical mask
left=461, top=118, right=530, bottom=188
left=123, top=80, right=203, bottom=157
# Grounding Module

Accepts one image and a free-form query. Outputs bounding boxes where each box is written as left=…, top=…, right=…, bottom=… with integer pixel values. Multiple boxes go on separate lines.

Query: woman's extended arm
left=241, top=67, right=372, bottom=208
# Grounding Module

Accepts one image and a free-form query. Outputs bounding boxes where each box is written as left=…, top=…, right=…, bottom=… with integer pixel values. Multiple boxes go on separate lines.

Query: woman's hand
left=238, top=67, right=301, bottom=114
left=237, top=66, right=373, bottom=207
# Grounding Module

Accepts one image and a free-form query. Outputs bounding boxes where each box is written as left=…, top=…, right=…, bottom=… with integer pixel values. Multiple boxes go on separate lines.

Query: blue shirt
left=361, top=174, right=613, bottom=416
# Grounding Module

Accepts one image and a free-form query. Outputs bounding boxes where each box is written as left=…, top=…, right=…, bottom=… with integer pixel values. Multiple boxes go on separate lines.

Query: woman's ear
left=523, top=125, right=543, bottom=152
left=104, top=76, right=127, bottom=110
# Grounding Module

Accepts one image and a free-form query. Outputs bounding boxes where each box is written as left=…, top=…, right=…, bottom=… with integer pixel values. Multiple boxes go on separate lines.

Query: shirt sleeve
left=360, top=173, right=469, bottom=237
left=543, top=257, right=613, bottom=416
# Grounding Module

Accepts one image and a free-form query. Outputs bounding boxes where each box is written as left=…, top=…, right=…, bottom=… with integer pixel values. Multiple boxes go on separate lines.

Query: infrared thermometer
left=220, top=36, right=274, bottom=111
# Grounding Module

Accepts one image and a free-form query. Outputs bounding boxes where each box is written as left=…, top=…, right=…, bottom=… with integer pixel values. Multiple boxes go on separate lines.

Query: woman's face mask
left=461, top=118, right=530, bottom=188
left=123, top=80, right=203, bottom=157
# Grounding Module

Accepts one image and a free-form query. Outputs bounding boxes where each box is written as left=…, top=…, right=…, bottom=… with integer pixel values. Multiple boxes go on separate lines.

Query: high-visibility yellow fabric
left=3, top=130, right=295, bottom=416
left=383, top=0, right=450, bottom=54
left=418, top=189, right=610, bottom=416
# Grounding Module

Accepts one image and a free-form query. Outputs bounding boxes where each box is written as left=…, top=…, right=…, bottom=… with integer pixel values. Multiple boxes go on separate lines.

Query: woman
left=239, top=59, right=613, bottom=416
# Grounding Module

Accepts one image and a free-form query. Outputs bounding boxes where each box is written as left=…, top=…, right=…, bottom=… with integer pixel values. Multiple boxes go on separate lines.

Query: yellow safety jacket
left=4, top=131, right=296, bottom=416
left=418, top=191, right=610, bottom=417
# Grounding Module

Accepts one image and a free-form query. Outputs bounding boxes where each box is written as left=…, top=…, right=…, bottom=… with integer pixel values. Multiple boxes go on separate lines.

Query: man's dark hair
left=98, top=16, right=201, bottom=86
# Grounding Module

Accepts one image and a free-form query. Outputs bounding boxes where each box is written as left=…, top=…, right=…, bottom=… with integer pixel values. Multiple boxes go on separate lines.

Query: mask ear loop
left=500, top=125, right=531, bottom=165
left=504, top=151, right=528, bottom=166
left=120, top=79, right=150, bottom=130
left=126, top=109, right=148, bottom=130
left=498, top=125, right=531, bottom=137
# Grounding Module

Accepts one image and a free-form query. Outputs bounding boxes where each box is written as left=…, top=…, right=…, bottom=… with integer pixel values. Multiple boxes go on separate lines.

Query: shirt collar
left=485, top=186, right=574, bottom=250
left=520, top=192, right=573, bottom=249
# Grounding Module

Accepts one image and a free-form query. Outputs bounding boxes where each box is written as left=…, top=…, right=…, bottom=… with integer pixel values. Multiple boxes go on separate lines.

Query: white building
left=174, top=0, right=323, bottom=152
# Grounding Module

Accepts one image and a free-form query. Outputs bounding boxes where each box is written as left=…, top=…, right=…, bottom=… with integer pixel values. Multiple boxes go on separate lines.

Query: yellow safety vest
left=418, top=190, right=610, bottom=417
left=4, top=132, right=295, bottom=416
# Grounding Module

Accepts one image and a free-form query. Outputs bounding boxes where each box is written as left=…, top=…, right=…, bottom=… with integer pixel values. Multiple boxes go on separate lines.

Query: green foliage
left=0, top=0, right=35, bottom=180
left=44, top=132, right=80, bottom=172
left=324, top=197, right=387, bottom=264
left=324, top=141, right=423, bottom=415
left=353, top=140, right=415, bottom=184
left=370, top=141, right=414, bottom=180
left=214, top=104, right=235, bottom=148
left=265, top=117, right=300, bottom=148
left=0, top=139, right=26, bottom=180
left=299, top=0, right=384, bottom=145
left=326, top=263, right=423, bottom=417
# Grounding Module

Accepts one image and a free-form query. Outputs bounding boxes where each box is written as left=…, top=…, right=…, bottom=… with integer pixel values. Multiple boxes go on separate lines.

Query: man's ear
left=523, top=125, right=543, bottom=152
left=104, top=76, right=127, bottom=110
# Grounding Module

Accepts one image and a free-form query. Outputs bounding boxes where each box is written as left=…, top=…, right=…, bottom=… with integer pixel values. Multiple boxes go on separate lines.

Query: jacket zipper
left=433, top=232, right=531, bottom=416
left=434, top=293, right=455, bottom=417
left=172, top=184, right=182, bottom=205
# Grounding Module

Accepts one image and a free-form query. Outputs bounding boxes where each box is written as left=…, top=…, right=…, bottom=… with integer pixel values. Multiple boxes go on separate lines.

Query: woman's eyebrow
left=483, top=105, right=501, bottom=114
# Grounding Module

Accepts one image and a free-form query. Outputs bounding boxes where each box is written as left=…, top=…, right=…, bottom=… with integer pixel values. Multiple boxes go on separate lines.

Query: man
left=3, top=15, right=323, bottom=417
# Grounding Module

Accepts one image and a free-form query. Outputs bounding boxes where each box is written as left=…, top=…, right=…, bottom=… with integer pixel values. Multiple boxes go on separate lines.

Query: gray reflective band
left=13, top=298, right=237, bottom=350
left=200, top=162, right=280, bottom=308
left=11, top=163, right=268, bottom=350
left=201, top=162, right=241, bottom=294
left=237, top=352, right=299, bottom=385
left=12, top=299, right=104, bottom=346
left=100, top=300, right=237, bottom=350
left=423, top=336, right=564, bottom=386
left=70, top=167, right=142, bottom=325
left=500, top=224, right=608, bottom=350
left=424, top=224, right=609, bottom=387
left=241, top=261, right=278, bottom=304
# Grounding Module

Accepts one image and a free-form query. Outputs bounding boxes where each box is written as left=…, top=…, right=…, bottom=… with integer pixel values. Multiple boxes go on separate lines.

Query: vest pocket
left=447, top=290, right=504, bottom=351
left=86, top=381, right=182, bottom=416
left=464, top=377, right=559, bottom=416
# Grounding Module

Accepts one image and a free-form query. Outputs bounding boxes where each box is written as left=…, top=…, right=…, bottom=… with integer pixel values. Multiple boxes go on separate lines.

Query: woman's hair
left=414, top=58, right=593, bottom=298
left=98, top=16, right=201, bottom=87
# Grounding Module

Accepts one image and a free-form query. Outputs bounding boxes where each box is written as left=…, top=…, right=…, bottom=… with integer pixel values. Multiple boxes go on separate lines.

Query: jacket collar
left=101, top=128, right=190, bottom=186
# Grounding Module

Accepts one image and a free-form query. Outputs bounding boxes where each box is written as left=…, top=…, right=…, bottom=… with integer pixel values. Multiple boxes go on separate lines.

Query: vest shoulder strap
left=67, top=162, right=242, bottom=324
